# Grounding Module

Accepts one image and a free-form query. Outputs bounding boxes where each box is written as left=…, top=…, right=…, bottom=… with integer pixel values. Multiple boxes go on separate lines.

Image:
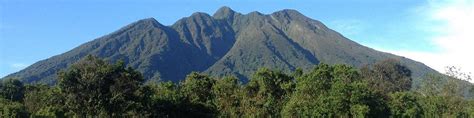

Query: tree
left=23, top=84, right=67, bottom=117
left=291, top=68, right=303, bottom=78
left=440, top=66, right=473, bottom=117
left=58, top=55, right=144, bottom=116
left=361, top=59, right=412, bottom=95
left=328, top=65, right=359, bottom=116
left=0, top=98, right=28, bottom=117
left=416, top=73, right=444, bottom=97
left=242, top=68, right=294, bottom=117
left=282, top=64, right=389, bottom=117
left=388, top=92, right=423, bottom=117
left=181, top=72, right=216, bottom=107
left=416, top=66, right=473, bottom=117
left=141, top=81, right=186, bottom=117
left=282, top=64, right=335, bottom=117
left=213, top=76, right=242, bottom=117
left=180, top=72, right=217, bottom=117
left=2, top=55, right=473, bottom=117
left=443, top=66, right=472, bottom=98
left=0, top=79, right=25, bottom=102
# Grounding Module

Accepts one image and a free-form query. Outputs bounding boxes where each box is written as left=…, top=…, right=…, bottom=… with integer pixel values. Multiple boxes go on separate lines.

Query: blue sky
left=1, top=0, right=473, bottom=81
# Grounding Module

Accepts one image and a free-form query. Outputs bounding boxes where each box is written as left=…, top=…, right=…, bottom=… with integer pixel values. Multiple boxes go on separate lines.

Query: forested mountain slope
left=4, top=6, right=436, bottom=84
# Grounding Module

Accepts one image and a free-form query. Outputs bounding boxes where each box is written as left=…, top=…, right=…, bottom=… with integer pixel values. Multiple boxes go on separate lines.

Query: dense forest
left=1, top=55, right=473, bottom=117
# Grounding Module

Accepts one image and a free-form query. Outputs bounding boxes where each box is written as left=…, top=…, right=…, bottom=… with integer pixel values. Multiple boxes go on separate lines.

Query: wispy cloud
left=10, top=63, right=29, bottom=71
left=1, top=62, right=30, bottom=78
left=330, top=19, right=366, bottom=36
left=380, top=0, right=474, bottom=82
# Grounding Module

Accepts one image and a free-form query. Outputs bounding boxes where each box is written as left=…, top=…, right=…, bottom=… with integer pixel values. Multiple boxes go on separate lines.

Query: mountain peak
left=139, top=17, right=157, bottom=21
left=6, top=7, right=437, bottom=86
left=191, top=12, right=212, bottom=18
left=134, top=18, right=158, bottom=24
left=271, top=9, right=309, bottom=21
left=277, top=9, right=301, bottom=15
left=217, top=6, right=234, bottom=13
left=248, top=11, right=263, bottom=15
left=213, top=6, right=237, bottom=19
left=271, top=9, right=305, bottom=19
left=123, top=17, right=164, bottom=30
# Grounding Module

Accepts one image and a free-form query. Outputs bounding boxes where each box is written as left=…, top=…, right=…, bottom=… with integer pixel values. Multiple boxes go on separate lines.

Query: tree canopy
left=1, top=56, right=473, bottom=117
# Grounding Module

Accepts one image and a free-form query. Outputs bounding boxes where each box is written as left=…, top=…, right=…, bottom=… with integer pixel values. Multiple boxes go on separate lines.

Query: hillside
left=4, top=6, right=437, bottom=83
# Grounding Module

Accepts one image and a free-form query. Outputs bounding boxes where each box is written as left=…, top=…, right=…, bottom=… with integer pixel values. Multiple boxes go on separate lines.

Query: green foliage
left=181, top=72, right=216, bottom=106
left=58, top=55, right=144, bottom=116
left=283, top=63, right=334, bottom=116
left=361, top=59, right=413, bottom=95
left=415, top=66, right=473, bottom=117
left=140, top=82, right=182, bottom=117
left=350, top=104, right=369, bottom=118
left=179, top=72, right=217, bottom=117
left=213, top=76, right=241, bottom=117
left=0, top=98, right=28, bottom=117
left=140, top=81, right=188, bottom=117
left=282, top=64, right=389, bottom=117
left=388, top=92, right=423, bottom=117
left=241, top=68, right=294, bottom=117
left=23, top=85, right=68, bottom=117
left=1, top=56, right=473, bottom=117
left=0, top=79, right=25, bottom=102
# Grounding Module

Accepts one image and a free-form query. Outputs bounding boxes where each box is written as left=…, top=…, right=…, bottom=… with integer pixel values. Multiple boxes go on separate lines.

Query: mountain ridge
left=3, top=6, right=437, bottom=84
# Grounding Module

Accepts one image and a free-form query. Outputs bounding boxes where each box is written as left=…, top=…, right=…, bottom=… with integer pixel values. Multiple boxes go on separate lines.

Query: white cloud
left=10, top=63, right=29, bottom=70
left=380, top=0, right=474, bottom=82
left=329, top=19, right=366, bottom=36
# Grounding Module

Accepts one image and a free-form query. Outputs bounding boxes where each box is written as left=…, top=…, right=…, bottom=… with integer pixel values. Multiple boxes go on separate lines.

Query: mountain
left=4, top=6, right=437, bottom=84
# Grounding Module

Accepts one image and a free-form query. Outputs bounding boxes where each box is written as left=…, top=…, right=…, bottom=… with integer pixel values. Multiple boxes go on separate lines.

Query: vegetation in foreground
left=1, top=55, right=473, bottom=117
